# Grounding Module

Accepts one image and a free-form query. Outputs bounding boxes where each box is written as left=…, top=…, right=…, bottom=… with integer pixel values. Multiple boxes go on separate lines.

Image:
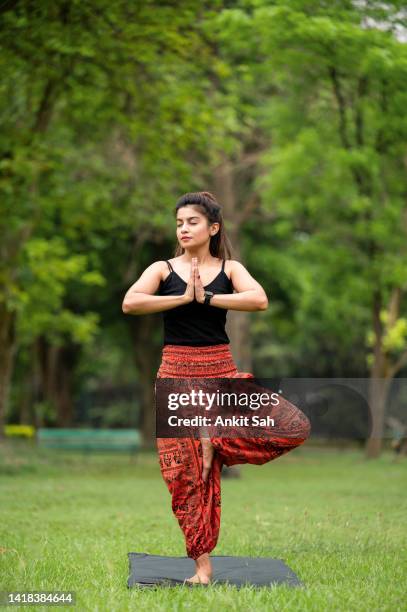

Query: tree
left=246, top=1, right=407, bottom=456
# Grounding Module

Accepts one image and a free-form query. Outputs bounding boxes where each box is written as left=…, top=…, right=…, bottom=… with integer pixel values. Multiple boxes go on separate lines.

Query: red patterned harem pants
left=155, top=343, right=311, bottom=561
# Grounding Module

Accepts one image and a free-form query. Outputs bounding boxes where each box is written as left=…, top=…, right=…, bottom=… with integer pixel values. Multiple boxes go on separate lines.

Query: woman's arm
left=122, top=261, right=193, bottom=315
left=200, top=261, right=268, bottom=312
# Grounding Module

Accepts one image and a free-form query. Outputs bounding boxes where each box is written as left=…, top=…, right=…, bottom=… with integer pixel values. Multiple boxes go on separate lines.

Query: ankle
left=195, top=552, right=210, bottom=565
left=195, top=553, right=212, bottom=577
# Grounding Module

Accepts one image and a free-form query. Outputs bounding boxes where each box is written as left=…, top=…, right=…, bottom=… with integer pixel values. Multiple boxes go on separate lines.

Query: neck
left=182, top=245, right=213, bottom=264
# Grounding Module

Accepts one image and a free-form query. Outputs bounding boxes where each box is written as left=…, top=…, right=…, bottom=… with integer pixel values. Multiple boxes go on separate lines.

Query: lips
left=181, top=237, right=192, bottom=241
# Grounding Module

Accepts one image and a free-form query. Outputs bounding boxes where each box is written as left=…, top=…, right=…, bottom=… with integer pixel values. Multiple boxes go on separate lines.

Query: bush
left=5, top=424, right=36, bottom=439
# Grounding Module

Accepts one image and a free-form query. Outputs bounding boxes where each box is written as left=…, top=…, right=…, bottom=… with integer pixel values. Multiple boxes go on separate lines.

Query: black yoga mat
left=127, top=553, right=303, bottom=588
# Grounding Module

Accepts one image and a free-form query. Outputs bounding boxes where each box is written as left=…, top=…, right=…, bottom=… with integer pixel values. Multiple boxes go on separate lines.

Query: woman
left=122, top=191, right=311, bottom=586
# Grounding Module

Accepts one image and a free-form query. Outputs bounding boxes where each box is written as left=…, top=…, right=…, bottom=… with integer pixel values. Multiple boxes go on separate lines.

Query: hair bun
left=199, top=191, right=217, bottom=203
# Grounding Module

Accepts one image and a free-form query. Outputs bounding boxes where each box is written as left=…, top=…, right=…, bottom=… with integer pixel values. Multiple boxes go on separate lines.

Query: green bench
left=37, top=428, right=142, bottom=458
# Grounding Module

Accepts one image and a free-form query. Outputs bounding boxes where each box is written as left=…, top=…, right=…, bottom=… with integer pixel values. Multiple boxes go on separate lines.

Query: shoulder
left=146, top=260, right=171, bottom=282
left=225, top=260, right=259, bottom=288
left=225, top=259, right=246, bottom=278
left=226, top=260, right=246, bottom=270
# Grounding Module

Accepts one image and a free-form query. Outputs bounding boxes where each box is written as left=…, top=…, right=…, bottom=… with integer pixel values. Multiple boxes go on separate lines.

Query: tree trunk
left=129, top=313, right=161, bottom=449
left=54, top=351, right=75, bottom=427
left=226, top=237, right=252, bottom=372
left=365, top=290, right=385, bottom=458
left=0, top=304, right=17, bottom=439
left=365, top=288, right=402, bottom=458
left=36, top=336, right=78, bottom=427
left=19, top=369, right=33, bottom=425
left=365, top=376, right=391, bottom=458
left=213, top=156, right=253, bottom=372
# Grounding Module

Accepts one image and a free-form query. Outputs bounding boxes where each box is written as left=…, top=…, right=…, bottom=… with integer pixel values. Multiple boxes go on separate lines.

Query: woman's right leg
left=210, top=387, right=312, bottom=466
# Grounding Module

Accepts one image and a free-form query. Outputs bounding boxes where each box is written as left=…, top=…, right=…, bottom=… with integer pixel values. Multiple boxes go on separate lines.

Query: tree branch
left=0, top=0, right=19, bottom=16
left=328, top=65, right=351, bottom=150
left=388, top=349, right=407, bottom=379
left=32, top=79, right=57, bottom=133
left=236, top=192, right=260, bottom=226
left=387, top=287, right=401, bottom=329
left=354, top=75, right=368, bottom=147
left=234, top=149, right=268, bottom=172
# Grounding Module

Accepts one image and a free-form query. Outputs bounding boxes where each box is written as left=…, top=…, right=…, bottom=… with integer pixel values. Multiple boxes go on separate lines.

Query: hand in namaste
left=193, top=257, right=206, bottom=304
left=184, top=258, right=205, bottom=303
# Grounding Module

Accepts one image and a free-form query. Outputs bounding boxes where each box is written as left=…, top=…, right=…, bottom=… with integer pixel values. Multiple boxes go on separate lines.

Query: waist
left=162, top=343, right=231, bottom=356
left=161, top=310, right=230, bottom=347
left=157, top=343, right=238, bottom=378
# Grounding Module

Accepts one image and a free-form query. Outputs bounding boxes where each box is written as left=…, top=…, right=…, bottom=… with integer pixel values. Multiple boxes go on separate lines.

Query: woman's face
left=176, top=206, right=219, bottom=248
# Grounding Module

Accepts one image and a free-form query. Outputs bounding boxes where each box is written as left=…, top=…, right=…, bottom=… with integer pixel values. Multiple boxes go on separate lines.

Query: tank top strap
left=165, top=260, right=174, bottom=272
left=221, top=259, right=225, bottom=272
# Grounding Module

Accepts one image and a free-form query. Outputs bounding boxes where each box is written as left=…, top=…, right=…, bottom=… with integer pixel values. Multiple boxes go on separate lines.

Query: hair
left=173, top=191, right=234, bottom=259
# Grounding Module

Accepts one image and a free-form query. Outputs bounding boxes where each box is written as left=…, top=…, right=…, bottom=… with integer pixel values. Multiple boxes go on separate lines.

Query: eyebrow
left=176, top=216, right=200, bottom=222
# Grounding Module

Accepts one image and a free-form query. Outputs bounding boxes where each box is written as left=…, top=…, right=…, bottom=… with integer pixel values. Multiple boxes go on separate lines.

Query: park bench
left=37, top=428, right=142, bottom=458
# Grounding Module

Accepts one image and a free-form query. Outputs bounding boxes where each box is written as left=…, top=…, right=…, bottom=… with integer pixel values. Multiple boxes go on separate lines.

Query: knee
left=302, top=412, right=312, bottom=439
left=294, top=411, right=311, bottom=444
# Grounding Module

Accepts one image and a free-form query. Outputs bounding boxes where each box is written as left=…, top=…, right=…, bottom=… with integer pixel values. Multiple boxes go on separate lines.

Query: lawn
left=0, top=441, right=406, bottom=611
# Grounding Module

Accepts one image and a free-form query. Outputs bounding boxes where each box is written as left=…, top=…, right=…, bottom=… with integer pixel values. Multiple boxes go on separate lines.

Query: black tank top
left=157, top=259, right=234, bottom=346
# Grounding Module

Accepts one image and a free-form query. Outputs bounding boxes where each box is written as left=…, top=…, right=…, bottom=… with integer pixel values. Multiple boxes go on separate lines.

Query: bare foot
left=184, top=552, right=212, bottom=584
left=184, top=573, right=210, bottom=585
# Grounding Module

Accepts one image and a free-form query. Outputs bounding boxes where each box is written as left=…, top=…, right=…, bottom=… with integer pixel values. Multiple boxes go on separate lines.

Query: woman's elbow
left=257, top=294, right=269, bottom=311
left=122, top=296, right=139, bottom=315
left=122, top=300, right=131, bottom=314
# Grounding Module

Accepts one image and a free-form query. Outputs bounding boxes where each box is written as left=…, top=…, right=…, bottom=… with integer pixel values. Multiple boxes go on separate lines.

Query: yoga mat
left=127, top=553, right=303, bottom=588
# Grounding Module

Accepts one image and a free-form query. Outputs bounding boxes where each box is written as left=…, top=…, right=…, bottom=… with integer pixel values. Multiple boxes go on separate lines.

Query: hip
left=157, top=343, right=238, bottom=378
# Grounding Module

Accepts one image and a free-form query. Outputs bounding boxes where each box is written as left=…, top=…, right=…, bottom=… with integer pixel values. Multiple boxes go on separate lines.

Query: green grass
left=0, top=441, right=406, bottom=611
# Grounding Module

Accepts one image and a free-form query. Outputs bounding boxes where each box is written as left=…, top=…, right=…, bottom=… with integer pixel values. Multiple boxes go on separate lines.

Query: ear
left=210, top=223, right=220, bottom=236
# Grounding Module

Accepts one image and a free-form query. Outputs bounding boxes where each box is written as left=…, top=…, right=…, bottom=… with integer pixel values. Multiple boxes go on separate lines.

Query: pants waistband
left=162, top=343, right=231, bottom=355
